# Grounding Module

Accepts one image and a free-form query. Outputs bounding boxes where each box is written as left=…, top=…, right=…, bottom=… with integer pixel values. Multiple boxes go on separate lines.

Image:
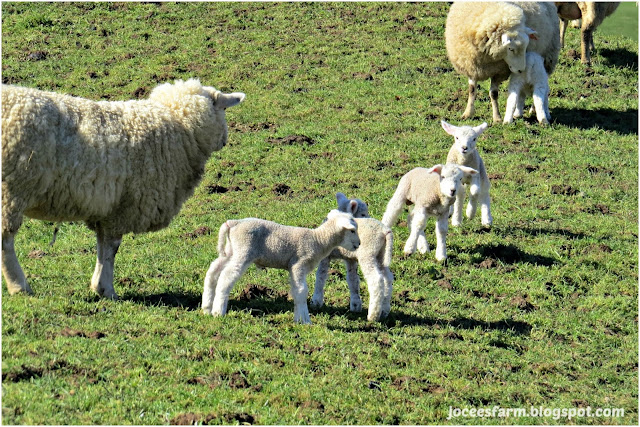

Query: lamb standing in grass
left=201, top=210, right=360, bottom=324
left=445, top=1, right=560, bottom=123
left=442, top=120, right=493, bottom=227
left=311, top=194, right=393, bottom=322
left=503, top=51, right=551, bottom=125
left=1, top=79, right=245, bottom=299
left=382, top=164, right=478, bottom=261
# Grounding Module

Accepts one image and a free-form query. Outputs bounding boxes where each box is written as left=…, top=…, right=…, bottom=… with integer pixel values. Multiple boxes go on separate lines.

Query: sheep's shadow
left=551, top=107, right=638, bottom=135
left=496, top=225, right=590, bottom=241
left=600, top=47, right=638, bottom=71
left=125, top=291, right=202, bottom=310
left=469, top=243, right=558, bottom=267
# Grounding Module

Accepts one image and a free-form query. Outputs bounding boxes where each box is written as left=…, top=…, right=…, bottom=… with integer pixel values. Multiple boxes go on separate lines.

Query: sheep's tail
left=217, top=220, right=237, bottom=257
left=382, top=226, right=393, bottom=268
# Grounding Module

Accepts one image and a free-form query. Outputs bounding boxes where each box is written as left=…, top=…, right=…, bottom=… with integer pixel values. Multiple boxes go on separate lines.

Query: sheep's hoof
left=539, top=119, right=549, bottom=126
left=350, top=300, right=363, bottom=312
left=7, top=283, right=34, bottom=296
left=309, top=298, right=324, bottom=309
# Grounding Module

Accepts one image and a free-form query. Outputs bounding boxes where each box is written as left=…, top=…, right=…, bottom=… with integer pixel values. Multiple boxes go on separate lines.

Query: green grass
left=2, top=2, right=638, bottom=425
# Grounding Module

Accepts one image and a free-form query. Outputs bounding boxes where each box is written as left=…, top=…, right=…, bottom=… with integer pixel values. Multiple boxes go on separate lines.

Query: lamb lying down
left=202, top=210, right=360, bottom=324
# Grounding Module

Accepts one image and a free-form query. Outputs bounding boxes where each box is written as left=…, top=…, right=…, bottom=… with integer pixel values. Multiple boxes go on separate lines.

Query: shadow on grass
left=126, top=291, right=202, bottom=310
left=470, top=243, right=558, bottom=267
left=600, top=47, right=638, bottom=71
left=497, top=225, right=589, bottom=241
left=551, top=107, right=638, bottom=135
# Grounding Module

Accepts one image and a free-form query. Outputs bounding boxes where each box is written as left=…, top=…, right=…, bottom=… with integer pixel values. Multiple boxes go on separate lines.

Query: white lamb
left=503, top=51, right=551, bottom=125
left=445, top=1, right=560, bottom=123
left=1, top=79, right=245, bottom=299
left=382, top=164, right=478, bottom=262
left=311, top=194, right=393, bottom=322
left=201, top=210, right=360, bottom=324
left=441, top=120, right=493, bottom=227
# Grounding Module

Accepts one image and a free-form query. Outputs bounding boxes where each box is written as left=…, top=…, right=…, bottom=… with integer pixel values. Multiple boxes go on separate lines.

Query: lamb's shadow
left=600, top=47, right=638, bottom=71
left=470, top=243, right=558, bottom=267
left=551, top=107, right=638, bottom=135
left=496, top=225, right=590, bottom=241
left=126, top=291, right=202, bottom=310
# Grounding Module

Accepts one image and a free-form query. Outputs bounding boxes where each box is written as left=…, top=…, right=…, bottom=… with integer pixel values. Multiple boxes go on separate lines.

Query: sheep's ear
left=458, top=165, right=479, bottom=178
left=525, top=27, right=538, bottom=41
left=336, top=192, right=348, bottom=208
left=441, top=120, right=457, bottom=136
left=427, top=164, right=444, bottom=175
left=215, top=92, right=246, bottom=109
left=473, top=122, right=489, bottom=135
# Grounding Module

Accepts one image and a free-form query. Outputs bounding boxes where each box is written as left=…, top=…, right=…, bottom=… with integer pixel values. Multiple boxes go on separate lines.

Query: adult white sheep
left=311, top=193, right=393, bottom=322
left=445, top=1, right=560, bottom=123
left=1, top=79, right=245, bottom=299
left=556, top=1, right=620, bottom=65
left=382, top=164, right=478, bottom=262
left=503, top=51, right=551, bottom=125
left=201, top=210, right=360, bottom=324
left=441, top=120, right=493, bottom=227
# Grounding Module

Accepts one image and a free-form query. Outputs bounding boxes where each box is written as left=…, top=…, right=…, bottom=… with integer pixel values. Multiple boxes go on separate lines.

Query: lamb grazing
left=442, top=121, right=493, bottom=228
left=311, top=194, right=393, bottom=322
left=445, top=1, right=560, bottom=123
left=201, top=210, right=360, bottom=324
left=382, top=164, right=478, bottom=262
left=503, top=51, right=551, bottom=125
left=556, top=2, right=620, bottom=65
left=1, top=79, right=245, bottom=299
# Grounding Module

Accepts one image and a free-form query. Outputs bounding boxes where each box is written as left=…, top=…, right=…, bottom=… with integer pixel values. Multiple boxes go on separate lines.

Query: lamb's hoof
left=350, top=299, right=363, bottom=313
left=451, top=219, right=462, bottom=227
left=7, top=283, right=34, bottom=296
left=435, top=252, right=447, bottom=262
left=539, top=119, right=549, bottom=126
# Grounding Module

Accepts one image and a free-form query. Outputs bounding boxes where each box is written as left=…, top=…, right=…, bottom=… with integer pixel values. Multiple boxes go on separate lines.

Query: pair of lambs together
left=445, top=1, right=558, bottom=125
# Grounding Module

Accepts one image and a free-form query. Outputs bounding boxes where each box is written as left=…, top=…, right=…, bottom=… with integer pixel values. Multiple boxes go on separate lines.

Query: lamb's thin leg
left=289, top=266, right=311, bottom=324
left=532, top=85, right=550, bottom=125
left=381, top=267, right=393, bottom=319
left=360, top=262, right=384, bottom=322
left=466, top=176, right=481, bottom=220
left=2, top=232, right=32, bottom=295
left=489, top=77, right=502, bottom=124
left=210, top=257, right=250, bottom=317
left=462, top=79, right=477, bottom=119
left=405, top=207, right=427, bottom=255
left=480, top=187, right=493, bottom=228
left=202, top=256, right=229, bottom=314
left=451, top=185, right=466, bottom=226
left=345, top=259, right=362, bottom=312
left=560, top=18, right=568, bottom=48
left=434, top=214, right=449, bottom=262
left=503, top=86, right=519, bottom=124
left=90, top=230, right=121, bottom=300
left=310, top=257, right=330, bottom=309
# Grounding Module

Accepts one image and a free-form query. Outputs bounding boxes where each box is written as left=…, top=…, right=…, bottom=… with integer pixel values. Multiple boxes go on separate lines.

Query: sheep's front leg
left=489, top=77, right=502, bottom=124
left=404, top=207, right=427, bottom=255
left=289, top=266, right=311, bottom=324
left=2, top=232, right=32, bottom=295
left=462, top=79, right=477, bottom=119
left=310, top=257, right=330, bottom=309
left=345, top=259, right=362, bottom=312
left=466, top=176, right=481, bottom=220
left=451, top=186, right=466, bottom=226
left=202, top=256, right=229, bottom=314
left=90, top=230, right=122, bottom=300
left=434, top=214, right=449, bottom=262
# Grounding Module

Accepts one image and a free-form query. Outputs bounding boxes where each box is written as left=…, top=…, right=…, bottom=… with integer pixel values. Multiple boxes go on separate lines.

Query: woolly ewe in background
left=1, top=79, right=245, bottom=299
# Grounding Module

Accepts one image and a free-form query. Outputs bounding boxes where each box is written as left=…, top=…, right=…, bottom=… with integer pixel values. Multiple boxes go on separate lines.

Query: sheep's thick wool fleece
left=400, top=168, right=449, bottom=215
left=1, top=80, right=227, bottom=235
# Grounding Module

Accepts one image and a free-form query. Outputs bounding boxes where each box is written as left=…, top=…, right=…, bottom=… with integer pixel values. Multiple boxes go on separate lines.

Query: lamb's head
left=149, top=79, right=245, bottom=151
left=428, top=164, right=478, bottom=201
left=501, top=27, right=538, bottom=74
left=336, top=192, right=370, bottom=218
left=326, top=210, right=360, bottom=251
left=441, top=120, right=488, bottom=156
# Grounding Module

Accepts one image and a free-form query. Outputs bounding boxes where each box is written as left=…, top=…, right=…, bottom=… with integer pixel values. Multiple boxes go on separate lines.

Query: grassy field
left=1, top=2, right=638, bottom=425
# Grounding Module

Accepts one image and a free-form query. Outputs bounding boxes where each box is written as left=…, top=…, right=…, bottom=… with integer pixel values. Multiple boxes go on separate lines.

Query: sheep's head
left=441, top=120, right=488, bottom=156
left=327, top=210, right=360, bottom=251
left=501, top=27, right=537, bottom=74
left=336, top=192, right=370, bottom=218
left=428, top=164, right=478, bottom=201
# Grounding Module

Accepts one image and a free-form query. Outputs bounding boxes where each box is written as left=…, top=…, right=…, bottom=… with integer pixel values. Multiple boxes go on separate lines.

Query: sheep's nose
left=450, top=188, right=456, bottom=196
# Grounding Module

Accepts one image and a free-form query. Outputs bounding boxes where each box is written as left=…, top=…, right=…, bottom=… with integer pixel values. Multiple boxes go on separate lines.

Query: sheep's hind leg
left=310, top=257, right=330, bottom=309
left=210, top=257, right=250, bottom=317
left=202, top=256, right=229, bottom=314
left=345, top=259, right=362, bottom=312
left=2, top=232, right=32, bottom=295
left=90, top=230, right=122, bottom=300
left=290, top=266, right=311, bottom=324
left=361, top=262, right=384, bottom=322
left=462, top=79, right=477, bottom=119
left=405, top=207, right=427, bottom=255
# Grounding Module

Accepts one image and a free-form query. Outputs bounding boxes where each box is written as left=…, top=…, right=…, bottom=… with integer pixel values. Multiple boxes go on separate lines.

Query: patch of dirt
left=26, top=50, right=48, bottom=61
left=510, top=295, right=536, bottom=312
left=229, top=121, right=277, bottom=133
left=391, top=376, right=446, bottom=393
left=267, top=135, right=315, bottom=145
left=566, top=49, right=580, bottom=61
left=58, top=327, right=106, bottom=339
left=28, top=249, right=47, bottom=259
left=272, top=183, right=292, bottom=196
left=587, top=165, right=614, bottom=177
left=353, top=72, right=373, bottom=81
left=477, top=258, right=497, bottom=269
left=583, top=243, right=613, bottom=254
left=524, top=165, right=539, bottom=173
left=237, top=283, right=287, bottom=301
left=551, top=185, right=579, bottom=196
left=182, top=226, right=211, bottom=239
left=436, top=279, right=453, bottom=290
left=170, top=413, right=218, bottom=425
left=132, top=87, right=148, bottom=99
left=206, top=184, right=230, bottom=194
left=487, top=173, right=504, bottom=180
left=2, top=365, right=44, bottom=382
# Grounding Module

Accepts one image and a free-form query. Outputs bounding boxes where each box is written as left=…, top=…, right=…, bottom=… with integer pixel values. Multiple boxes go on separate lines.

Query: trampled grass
left=1, top=2, right=638, bottom=425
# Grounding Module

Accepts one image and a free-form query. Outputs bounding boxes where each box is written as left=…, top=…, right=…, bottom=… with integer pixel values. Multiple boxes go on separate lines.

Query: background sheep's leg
left=451, top=185, right=466, bottom=226
left=289, top=267, right=311, bottom=324
left=434, top=214, right=449, bottom=262
left=90, top=230, right=121, bottom=300
left=210, top=258, right=250, bottom=317
left=462, top=79, right=477, bottom=119
left=489, top=78, right=502, bottom=124
left=310, top=257, right=330, bottom=309
left=404, top=207, right=427, bottom=255
left=580, top=26, right=593, bottom=64
left=560, top=18, right=569, bottom=48
left=2, top=233, right=32, bottom=295
left=202, top=256, right=229, bottom=314
left=345, top=259, right=362, bottom=312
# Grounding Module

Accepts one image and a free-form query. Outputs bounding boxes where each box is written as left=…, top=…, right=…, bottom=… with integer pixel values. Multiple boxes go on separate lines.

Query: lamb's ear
left=473, top=122, right=489, bottom=136
left=458, top=165, right=479, bottom=178
left=335, top=215, right=357, bottom=231
left=348, top=200, right=359, bottom=215
left=336, top=192, right=348, bottom=209
left=441, top=120, right=457, bottom=136
left=427, top=164, right=444, bottom=175
left=525, top=27, right=538, bottom=41
left=215, top=92, right=246, bottom=109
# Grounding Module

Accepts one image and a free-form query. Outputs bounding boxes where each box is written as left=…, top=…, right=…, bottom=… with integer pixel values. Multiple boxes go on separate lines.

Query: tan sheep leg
left=2, top=233, right=32, bottom=295
left=90, top=230, right=122, bottom=300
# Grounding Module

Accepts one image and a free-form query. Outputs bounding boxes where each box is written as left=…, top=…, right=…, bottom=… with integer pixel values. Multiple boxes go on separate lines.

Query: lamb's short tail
left=382, top=226, right=393, bottom=268
left=217, top=220, right=237, bottom=257
left=381, top=184, right=406, bottom=228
